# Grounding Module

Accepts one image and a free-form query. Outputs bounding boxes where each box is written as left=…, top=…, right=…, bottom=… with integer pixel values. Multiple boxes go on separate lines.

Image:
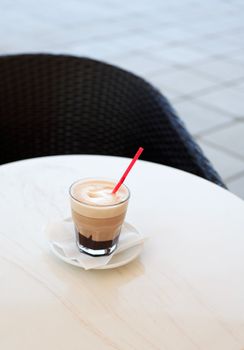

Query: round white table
left=0, top=155, right=244, bottom=350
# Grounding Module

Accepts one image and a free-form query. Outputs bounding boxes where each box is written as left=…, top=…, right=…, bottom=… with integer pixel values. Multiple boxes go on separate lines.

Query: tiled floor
left=1, top=0, right=244, bottom=199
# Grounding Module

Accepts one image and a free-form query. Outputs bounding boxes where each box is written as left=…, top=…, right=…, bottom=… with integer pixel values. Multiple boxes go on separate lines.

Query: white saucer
left=48, top=219, right=144, bottom=270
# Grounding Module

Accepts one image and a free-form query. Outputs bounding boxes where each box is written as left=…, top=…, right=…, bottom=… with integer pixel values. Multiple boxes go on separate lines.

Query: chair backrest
left=0, top=54, right=225, bottom=187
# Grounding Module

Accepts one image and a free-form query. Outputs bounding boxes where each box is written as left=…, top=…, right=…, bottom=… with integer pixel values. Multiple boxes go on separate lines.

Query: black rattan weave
left=0, top=54, right=225, bottom=187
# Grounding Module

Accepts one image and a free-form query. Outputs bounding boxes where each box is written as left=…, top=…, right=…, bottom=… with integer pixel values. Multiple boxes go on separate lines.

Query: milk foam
left=71, top=180, right=128, bottom=206
left=70, top=179, right=129, bottom=219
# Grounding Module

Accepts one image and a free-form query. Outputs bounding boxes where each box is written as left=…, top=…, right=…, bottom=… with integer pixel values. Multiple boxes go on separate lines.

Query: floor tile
left=108, top=33, right=163, bottom=51
left=183, top=20, right=228, bottom=37
left=146, top=45, right=208, bottom=65
left=52, top=41, right=126, bottom=61
left=201, top=122, right=244, bottom=158
left=191, top=58, right=244, bottom=83
left=196, top=86, right=244, bottom=118
left=146, top=73, right=186, bottom=101
left=233, top=80, right=244, bottom=93
left=148, top=26, right=197, bottom=44
left=227, top=175, right=244, bottom=200
left=174, top=100, right=232, bottom=135
left=147, top=69, right=217, bottom=96
left=228, top=49, right=244, bottom=65
left=198, top=141, right=244, bottom=180
left=107, top=53, right=171, bottom=77
left=190, top=37, right=244, bottom=56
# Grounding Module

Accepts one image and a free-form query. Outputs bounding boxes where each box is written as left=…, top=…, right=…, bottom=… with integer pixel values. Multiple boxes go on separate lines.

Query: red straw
left=112, top=147, right=144, bottom=194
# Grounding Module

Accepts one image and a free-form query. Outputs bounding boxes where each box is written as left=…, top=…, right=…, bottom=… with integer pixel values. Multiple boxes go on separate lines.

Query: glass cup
left=69, top=178, right=130, bottom=256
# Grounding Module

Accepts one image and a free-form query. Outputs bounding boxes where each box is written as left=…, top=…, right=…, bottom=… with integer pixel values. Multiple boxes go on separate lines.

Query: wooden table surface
left=0, top=155, right=244, bottom=350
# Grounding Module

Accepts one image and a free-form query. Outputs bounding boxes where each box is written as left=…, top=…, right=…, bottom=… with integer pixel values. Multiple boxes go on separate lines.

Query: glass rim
left=69, top=177, right=130, bottom=208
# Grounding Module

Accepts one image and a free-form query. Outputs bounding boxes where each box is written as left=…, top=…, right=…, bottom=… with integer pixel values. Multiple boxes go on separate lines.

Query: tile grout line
left=194, top=120, right=237, bottom=138
left=194, top=119, right=244, bottom=138
left=186, top=68, right=244, bottom=88
left=183, top=97, right=244, bottom=120
left=199, top=138, right=244, bottom=162
left=224, top=169, right=244, bottom=183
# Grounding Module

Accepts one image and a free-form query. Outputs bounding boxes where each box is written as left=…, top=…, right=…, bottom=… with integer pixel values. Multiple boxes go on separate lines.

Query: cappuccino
left=70, top=179, right=130, bottom=256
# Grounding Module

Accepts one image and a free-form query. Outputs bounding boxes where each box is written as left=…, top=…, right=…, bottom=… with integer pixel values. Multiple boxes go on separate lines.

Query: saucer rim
left=49, top=219, right=143, bottom=270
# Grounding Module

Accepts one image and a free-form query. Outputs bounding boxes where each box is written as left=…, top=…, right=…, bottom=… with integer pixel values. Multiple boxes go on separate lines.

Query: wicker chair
left=0, top=54, right=225, bottom=187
